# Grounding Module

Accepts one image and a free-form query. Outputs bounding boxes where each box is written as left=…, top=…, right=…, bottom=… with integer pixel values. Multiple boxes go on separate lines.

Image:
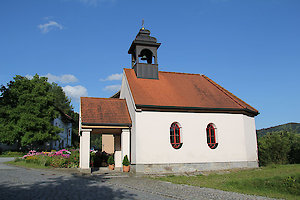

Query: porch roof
left=80, top=97, right=132, bottom=127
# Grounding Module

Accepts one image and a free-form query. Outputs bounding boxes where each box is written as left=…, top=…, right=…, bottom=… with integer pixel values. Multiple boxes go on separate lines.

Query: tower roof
left=128, top=28, right=161, bottom=54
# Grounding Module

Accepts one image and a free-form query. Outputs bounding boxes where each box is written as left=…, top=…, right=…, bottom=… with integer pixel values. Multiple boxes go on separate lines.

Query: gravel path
left=0, top=158, right=276, bottom=200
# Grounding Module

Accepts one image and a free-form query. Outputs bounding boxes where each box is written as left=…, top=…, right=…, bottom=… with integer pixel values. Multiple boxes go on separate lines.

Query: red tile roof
left=80, top=97, right=131, bottom=126
left=124, top=68, right=258, bottom=116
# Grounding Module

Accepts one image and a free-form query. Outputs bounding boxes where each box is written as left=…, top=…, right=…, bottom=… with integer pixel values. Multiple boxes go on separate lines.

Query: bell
left=141, top=55, right=147, bottom=60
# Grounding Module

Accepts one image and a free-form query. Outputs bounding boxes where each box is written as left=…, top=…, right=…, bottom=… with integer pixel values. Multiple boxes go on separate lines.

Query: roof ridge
left=80, top=97, right=125, bottom=101
left=201, top=75, right=258, bottom=113
left=158, top=71, right=201, bottom=76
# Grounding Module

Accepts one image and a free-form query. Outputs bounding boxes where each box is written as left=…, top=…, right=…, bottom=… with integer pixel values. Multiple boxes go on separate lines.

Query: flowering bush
left=25, top=155, right=39, bottom=163
left=48, top=149, right=71, bottom=158
left=49, top=156, right=66, bottom=168
left=23, top=149, right=79, bottom=168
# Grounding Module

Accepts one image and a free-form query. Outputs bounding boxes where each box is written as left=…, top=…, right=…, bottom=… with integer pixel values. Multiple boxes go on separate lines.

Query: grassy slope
left=155, top=164, right=300, bottom=200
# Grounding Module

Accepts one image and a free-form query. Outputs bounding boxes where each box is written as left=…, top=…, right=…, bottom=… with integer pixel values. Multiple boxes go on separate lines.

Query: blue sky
left=0, top=0, right=299, bottom=129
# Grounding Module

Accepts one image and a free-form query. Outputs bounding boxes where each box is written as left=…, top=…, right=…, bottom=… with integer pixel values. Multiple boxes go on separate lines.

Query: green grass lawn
left=0, top=155, right=23, bottom=157
left=0, top=151, right=25, bottom=157
left=5, top=159, right=52, bottom=169
left=155, top=164, right=300, bottom=200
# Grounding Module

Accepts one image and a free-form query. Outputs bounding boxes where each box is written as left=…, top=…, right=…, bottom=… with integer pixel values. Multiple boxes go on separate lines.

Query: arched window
left=170, top=122, right=182, bottom=149
left=206, top=123, right=218, bottom=149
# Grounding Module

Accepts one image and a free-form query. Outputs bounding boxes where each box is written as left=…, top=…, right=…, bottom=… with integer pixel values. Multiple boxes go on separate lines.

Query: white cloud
left=103, top=84, right=121, bottom=92
left=44, top=73, right=78, bottom=83
left=100, top=73, right=122, bottom=81
left=25, top=73, right=78, bottom=83
left=38, top=20, right=63, bottom=34
left=25, top=74, right=33, bottom=79
left=63, top=85, right=88, bottom=101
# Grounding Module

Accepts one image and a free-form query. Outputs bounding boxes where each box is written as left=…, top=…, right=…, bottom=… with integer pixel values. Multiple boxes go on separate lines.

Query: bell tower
left=128, top=26, right=161, bottom=79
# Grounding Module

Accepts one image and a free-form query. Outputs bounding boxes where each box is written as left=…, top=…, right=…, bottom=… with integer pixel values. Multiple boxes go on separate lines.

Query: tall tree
left=70, top=111, right=79, bottom=148
left=0, top=75, right=76, bottom=149
left=50, top=83, right=73, bottom=114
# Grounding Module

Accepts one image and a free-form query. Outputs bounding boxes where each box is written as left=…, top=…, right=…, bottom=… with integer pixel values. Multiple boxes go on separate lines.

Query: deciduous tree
left=0, top=75, right=78, bottom=150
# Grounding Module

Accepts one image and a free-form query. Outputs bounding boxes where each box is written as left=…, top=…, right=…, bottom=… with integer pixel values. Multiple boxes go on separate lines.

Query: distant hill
left=257, top=122, right=300, bottom=137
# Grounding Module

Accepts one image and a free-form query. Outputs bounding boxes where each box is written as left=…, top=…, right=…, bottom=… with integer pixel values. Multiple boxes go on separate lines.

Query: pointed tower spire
left=141, top=19, right=145, bottom=30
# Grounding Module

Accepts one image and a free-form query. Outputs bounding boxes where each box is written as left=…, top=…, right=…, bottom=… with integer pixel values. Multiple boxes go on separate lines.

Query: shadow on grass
left=0, top=172, right=137, bottom=200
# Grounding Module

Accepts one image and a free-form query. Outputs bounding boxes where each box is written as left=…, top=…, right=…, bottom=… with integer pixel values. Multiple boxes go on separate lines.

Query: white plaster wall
left=135, top=111, right=258, bottom=164
left=121, top=129, right=130, bottom=163
left=120, top=70, right=136, bottom=163
left=243, top=115, right=259, bottom=161
left=114, top=151, right=122, bottom=167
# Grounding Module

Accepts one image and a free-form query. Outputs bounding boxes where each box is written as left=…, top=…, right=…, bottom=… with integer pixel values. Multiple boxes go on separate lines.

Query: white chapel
left=79, top=27, right=259, bottom=173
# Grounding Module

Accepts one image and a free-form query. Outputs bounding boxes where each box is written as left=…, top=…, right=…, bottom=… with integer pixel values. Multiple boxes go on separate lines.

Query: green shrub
left=289, top=134, right=300, bottom=164
left=258, top=131, right=300, bottom=166
left=36, top=155, right=51, bottom=166
left=68, top=150, right=79, bottom=168
left=108, top=155, right=114, bottom=165
left=122, top=155, right=130, bottom=166
left=24, top=154, right=51, bottom=166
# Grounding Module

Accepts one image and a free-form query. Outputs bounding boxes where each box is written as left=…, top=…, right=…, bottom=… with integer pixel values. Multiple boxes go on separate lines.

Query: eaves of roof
left=136, top=104, right=258, bottom=117
left=81, top=122, right=131, bottom=127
